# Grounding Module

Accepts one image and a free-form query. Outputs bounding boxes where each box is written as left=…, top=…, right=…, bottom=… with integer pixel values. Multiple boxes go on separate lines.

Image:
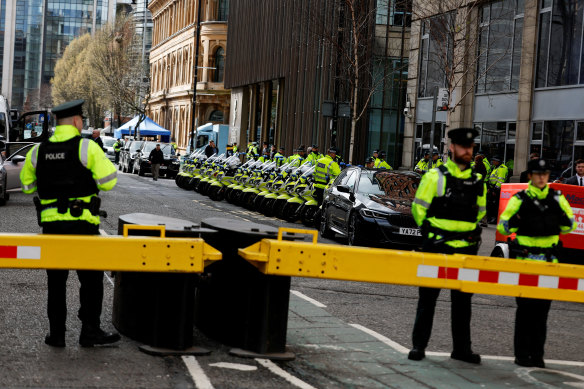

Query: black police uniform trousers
left=43, top=221, right=103, bottom=335
left=515, top=295, right=552, bottom=361
left=412, top=242, right=478, bottom=353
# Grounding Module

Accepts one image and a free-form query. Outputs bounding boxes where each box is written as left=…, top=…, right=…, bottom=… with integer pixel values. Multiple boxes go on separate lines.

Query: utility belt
left=422, top=222, right=482, bottom=248
left=507, top=238, right=561, bottom=262
left=33, top=196, right=106, bottom=226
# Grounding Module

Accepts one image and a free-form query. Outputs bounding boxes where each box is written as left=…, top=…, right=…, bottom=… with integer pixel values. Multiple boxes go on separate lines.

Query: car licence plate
left=160, top=166, right=167, bottom=169
left=399, top=228, right=421, bottom=236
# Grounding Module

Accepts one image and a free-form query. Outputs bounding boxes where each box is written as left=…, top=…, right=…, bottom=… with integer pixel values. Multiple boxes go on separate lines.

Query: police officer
left=365, top=157, right=375, bottom=169
left=374, top=151, right=393, bottom=169
left=273, top=146, right=287, bottom=167
left=113, top=138, right=123, bottom=164
left=414, top=151, right=430, bottom=174
left=498, top=159, right=576, bottom=368
left=429, top=152, right=443, bottom=169
left=487, top=156, right=509, bottom=223
left=288, top=146, right=306, bottom=167
left=409, top=127, right=486, bottom=364
left=20, top=99, right=120, bottom=348
left=246, top=141, right=258, bottom=160
left=303, top=144, right=322, bottom=166
left=313, top=147, right=341, bottom=205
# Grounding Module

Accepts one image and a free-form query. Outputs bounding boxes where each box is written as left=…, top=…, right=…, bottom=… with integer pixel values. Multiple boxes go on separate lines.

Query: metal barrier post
left=112, top=213, right=216, bottom=356
left=198, top=218, right=303, bottom=360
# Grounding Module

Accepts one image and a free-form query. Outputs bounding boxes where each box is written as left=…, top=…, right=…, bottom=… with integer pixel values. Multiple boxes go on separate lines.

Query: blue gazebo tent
left=114, top=116, right=171, bottom=142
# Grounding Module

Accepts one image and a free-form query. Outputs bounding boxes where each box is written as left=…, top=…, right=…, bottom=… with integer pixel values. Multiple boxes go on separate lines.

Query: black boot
left=45, top=332, right=65, bottom=347
left=451, top=350, right=481, bottom=364
left=408, top=348, right=426, bottom=361
left=79, top=325, right=121, bottom=347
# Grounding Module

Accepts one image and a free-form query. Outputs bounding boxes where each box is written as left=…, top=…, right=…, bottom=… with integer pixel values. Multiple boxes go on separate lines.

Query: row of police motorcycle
left=175, top=151, right=322, bottom=226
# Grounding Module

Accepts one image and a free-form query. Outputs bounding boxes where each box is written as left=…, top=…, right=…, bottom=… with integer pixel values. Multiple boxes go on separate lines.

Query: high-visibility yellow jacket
left=288, top=154, right=304, bottom=167
left=414, top=159, right=430, bottom=173
left=313, top=155, right=341, bottom=189
left=488, top=164, right=508, bottom=189
left=374, top=158, right=393, bottom=169
left=273, top=152, right=287, bottom=167
left=497, top=183, right=576, bottom=262
left=303, top=152, right=322, bottom=166
left=20, top=125, right=117, bottom=225
left=412, top=159, right=486, bottom=248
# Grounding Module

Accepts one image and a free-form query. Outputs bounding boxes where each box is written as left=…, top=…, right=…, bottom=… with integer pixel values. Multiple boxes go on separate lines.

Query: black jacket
left=205, top=145, right=218, bottom=158
left=565, top=175, right=584, bottom=186
left=149, top=148, right=164, bottom=164
left=92, top=136, right=105, bottom=151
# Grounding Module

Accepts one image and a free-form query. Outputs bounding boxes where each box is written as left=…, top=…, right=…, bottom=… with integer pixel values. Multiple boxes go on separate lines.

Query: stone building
left=403, top=0, right=584, bottom=179
left=147, top=0, right=229, bottom=152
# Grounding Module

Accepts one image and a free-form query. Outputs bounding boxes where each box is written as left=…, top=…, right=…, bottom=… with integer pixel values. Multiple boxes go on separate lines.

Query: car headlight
left=360, top=209, right=389, bottom=219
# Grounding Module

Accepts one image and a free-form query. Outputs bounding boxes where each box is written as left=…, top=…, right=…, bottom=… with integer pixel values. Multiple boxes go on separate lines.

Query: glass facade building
left=0, top=0, right=116, bottom=111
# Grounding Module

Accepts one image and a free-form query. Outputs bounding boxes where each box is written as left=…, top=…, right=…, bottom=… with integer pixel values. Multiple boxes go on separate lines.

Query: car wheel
left=347, top=212, right=363, bottom=246
left=319, top=205, right=334, bottom=239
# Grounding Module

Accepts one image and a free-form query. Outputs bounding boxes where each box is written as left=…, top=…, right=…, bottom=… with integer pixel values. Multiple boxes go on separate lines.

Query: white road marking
left=104, top=272, right=114, bottom=287
left=208, top=362, right=257, bottom=371
left=516, top=368, right=584, bottom=388
left=300, top=344, right=347, bottom=351
left=349, top=323, right=584, bottom=367
left=349, top=323, right=409, bottom=354
left=255, top=358, right=317, bottom=389
left=182, top=356, right=214, bottom=389
left=291, top=290, right=327, bottom=308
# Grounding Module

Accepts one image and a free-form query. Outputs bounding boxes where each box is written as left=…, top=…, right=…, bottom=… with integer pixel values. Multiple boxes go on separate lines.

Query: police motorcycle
left=240, top=160, right=278, bottom=209
left=175, top=150, right=206, bottom=189
left=227, top=159, right=271, bottom=205
left=195, top=154, right=230, bottom=195
left=206, top=155, right=242, bottom=201
left=271, top=164, right=313, bottom=219
left=280, top=166, right=316, bottom=222
left=190, top=153, right=223, bottom=193
left=254, top=162, right=296, bottom=215
left=224, top=158, right=259, bottom=202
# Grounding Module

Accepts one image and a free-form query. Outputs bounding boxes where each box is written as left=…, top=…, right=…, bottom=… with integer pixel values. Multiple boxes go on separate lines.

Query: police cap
left=373, top=149, right=379, bottom=154
left=312, top=144, right=319, bottom=149
left=379, top=151, right=386, bottom=158
left=447, top=127, right=479, bottom=146
left=297, top=145, right=305, bottom=151
left=52, top=99, right=84, bottom=120
left=365, top=157, right=375, bottom=163
left=328, top=146, right=338, bottom=154
left=279, top=146, right=285, bottom=151
left=528, top=158, right=550, bottom=174
left=491, top=155, right=503, bottom=162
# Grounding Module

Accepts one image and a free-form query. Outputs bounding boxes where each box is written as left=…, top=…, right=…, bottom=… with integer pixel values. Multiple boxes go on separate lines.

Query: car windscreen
left=103, top=138, right=116, bottom=147
left=374, top=171, right=419, bottom=200
left=130, top=141, right=144, bottom=151
left=142, top=142, right=157, bottom=153
left=160, top=144, right=174, bottom=155
left=357, top=171, right=385, bottom=195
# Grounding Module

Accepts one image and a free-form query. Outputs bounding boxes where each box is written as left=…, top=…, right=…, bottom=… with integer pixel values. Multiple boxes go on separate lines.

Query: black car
left=320, top=167, right=423, bottom=248
left=132, top=141, right=179, bottom=178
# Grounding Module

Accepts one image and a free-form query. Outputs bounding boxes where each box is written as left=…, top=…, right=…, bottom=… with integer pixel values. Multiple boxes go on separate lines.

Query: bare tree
left=23, top=83, right=53, bottom=112
left=304, top=0, right=410, bottom=163
left=90, top=13, right=151, bottom=135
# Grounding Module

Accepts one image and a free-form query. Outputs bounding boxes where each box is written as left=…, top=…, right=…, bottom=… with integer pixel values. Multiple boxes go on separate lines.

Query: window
left=476, top=0, right=524, bottom=93
left=217, top=0, right=229, bottom=21
left=213, top=47, right=225, bottom=83
left=376, top=0, right=411, bottom=26
left=418, top=13, right=455, bottom=97
left=536, top=0, right=584, bottom=87
left=473, top=122, right=516, bottom=167
left=209, top=110, right=224, bottom=122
